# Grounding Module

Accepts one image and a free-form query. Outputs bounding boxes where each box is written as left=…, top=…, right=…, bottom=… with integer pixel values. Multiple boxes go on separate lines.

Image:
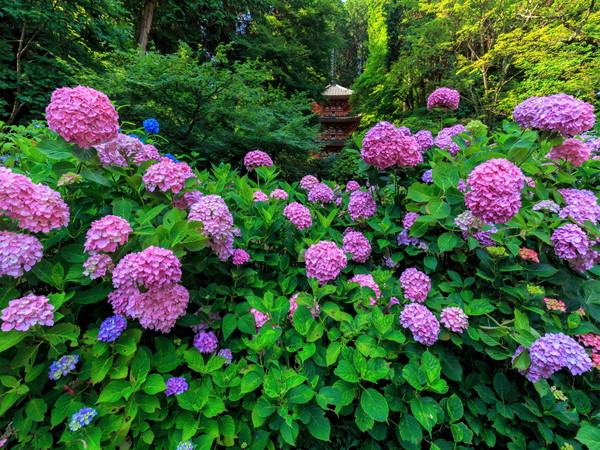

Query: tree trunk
left=137, top=0, right=158, bottom=52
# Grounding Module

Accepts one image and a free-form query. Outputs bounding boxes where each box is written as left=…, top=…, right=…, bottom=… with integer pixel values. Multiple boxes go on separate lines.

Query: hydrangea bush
left=0, top=86, right=599, bottom=449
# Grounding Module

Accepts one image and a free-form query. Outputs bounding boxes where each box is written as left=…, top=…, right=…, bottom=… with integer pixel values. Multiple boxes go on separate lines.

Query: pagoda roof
left=322, top=83, right=354, bottom=98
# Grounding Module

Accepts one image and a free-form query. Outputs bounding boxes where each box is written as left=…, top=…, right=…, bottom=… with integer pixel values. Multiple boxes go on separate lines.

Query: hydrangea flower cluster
left=299, top=175, right=319, bottom=190
left=0, top=231, right=43, bottom=277
left=143, top=118, right=160, bottom=134
left=519, top=248, right=540, bottom=263
left=288, top=293, right=320, bottom=320
left=345, top=181, right=360, bottom=192
left=0, top=167, right=70, bottom=232
left=165, top=377, right=188, bottom=396
left=48, top=355, right=79, bottom=380
left=67, top=407, right=98, bottom=432
left=189, top=195, right=235, bottom=260
left=283, top=202, right=312, bottom=230
left=1, top=294, right=54, bottom=331
left=232, top=249, right=250, bottom=265
left=143, top=157, right=195, bottom=194
left=361, top=122, right=423, bottom=169
left=544, top=297, right=566, bottom=313
left=95, top=134, right=159, bottom=167
left=98, top=315, right=127, bottom=342
left=57, top=172, right=83, bottom=186
left=308, top=183, right=335, bottom=204
left=454, top=210, right=485, bottom=231
left=403, top=212, right=420, bottom=229
left=465, top=158, right=524, bottom=224
left=269, top=189, right=288, bottom=200
left=421, top=169, right=433, bottom=184
left=400, top=268, right=431, bottom=303
left=558, top=189, right=600, bottom=225
left=513, top=93, right=595, bottom=137
left=194, top=331, right=218, bottom=353
left=46, top=86, right=118, bottom=148
left=550, top=223, right=590, bottom=260
left=349, top=274, right=381, bottom=306
left=305, top=241, right=347, bottom=283
left=513, top=333, right=592, bottom=382
left=577, top=334, right=600, bottom=353
left=440, top=307, right=468, bottom=332
left=84, top=215, right=132, bottom=254
left=463, top=227, right=498, bottom=247
left=83, top=254, right=114, bottom=279
left=397, top=126, right=411, bottom=136
left=342, top=231, right=371, bottom=263
left=250, top=308, right=270, bottom=330
left=218, top=348, right=233, bottom=365
left=173, top=191, right=204, bottom=210
left=546, top=139, right=590, bottom=167
left=176, top=441, right=194, bottom=450
left=348, top=190, right=376, bottom=221
left=435, top=126, right=469, bottom=156
left=532, top=200, right=560, bottom=213
left=397, top=229, right=419, bottom=246
left=413, top=130, right=434, bottom=151
left=400, top=303, right=440, bottom=346
left=244, top=150, right=273, bottom=171
left=253, top=190, right=269, bottom=202
left=427, top=87, right=460, bottom=110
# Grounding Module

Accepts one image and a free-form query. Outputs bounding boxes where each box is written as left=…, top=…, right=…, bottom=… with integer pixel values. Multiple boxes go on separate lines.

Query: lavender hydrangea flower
left=400, top=268, right=431, bottom=303
left=67, top=407, right=98, bottom=432
left=193, top=331, right=218, bottom=354
left=421, top=169, right=433, bottom=184
left=165, top=377, right=189, bottom=396
left=532, top=200, right=560, bottom=214
left=218, top=348, right=233, bottom=366
left=98, top=315, right=127, bottom=342
left=48, top=355, right=79, bottom=380
left=399, top=303, right=440, bottom=346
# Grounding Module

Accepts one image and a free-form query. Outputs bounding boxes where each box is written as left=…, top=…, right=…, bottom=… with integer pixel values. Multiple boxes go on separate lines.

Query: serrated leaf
left=360, top=388, right=388, bottom=422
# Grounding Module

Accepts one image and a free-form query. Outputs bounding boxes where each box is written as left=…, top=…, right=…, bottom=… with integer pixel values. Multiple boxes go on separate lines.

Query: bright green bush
left=0, top=88, right=599, bottom=450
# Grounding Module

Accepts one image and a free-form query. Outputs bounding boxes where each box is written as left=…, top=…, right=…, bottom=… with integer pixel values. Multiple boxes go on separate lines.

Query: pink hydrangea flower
left=46, top=85, right=119, bottom=148
left=305, top=241, right=347, bottom=283
left=253, top=190, right=269, bottom=202
left=95, top=134, right=155, bottom=167
left=1, top=294, right=54, bottom=331
left=112, top=246, right=182, bottom=290
left=427, top=88, right=460, bottom=110
left=577, top=334, right=600, bottom=352
left=558, top=189, right=600, bottom=225
left=546, top=139, right=590, bottom=167
left=349, top=274, right=381, bottom=306
left=207, top=233, right=235, bottom=261
left=283, top=202, right=312, bottom=230
left=519, top=248, right=540, bottom=263
left=345, top=181, right=360, bottom=192
left=400, top=268, right=431, bottom=303
left=348, top=190, right=376, bottom=222
left=361, top=121, right=405, bottom=170
left=128, top=284, right=189, bottom=333
left=83, top=254, right=114, bottom=279
left=440, top=307, right=469, bottom=332
left=194, top=331, right=219, bottom=353
left=544, top=297, right=567, bottom=313
left=308, top=183, right=335, bottom=204
left=232, top=249, right=250, bottom=265
left=250, top=308, right=270, bottom=330
left=413, top=130, right=434, bottom=151
left=299, top=175, right=319, bottom=190
left=513, top=96, right=544, bottom=130
left=244, top=150, right=273, bottom=171
left=0, top=231, right=43, bottom=277
left=173, top=191, right=204, bottom=210
left=143, top=157, right=196, bottom=194
left=288, top=293, right=320, bottom=320
left=551, top=224, right=590, bottom=260
left=434, top=125, right=469, bottom=156
left=269, top=189, right=288, bottom=200
left=399, top=303, right=440, bottom=346
left=342, top=231, right=371, bottom=263
left=189, top=195, right=233, bottom=241
left=84, top=215, right=132, bottom=254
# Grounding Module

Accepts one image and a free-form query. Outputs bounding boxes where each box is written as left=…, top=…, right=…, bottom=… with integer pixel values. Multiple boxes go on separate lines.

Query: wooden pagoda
left=313, top=83, right=362, bottom=154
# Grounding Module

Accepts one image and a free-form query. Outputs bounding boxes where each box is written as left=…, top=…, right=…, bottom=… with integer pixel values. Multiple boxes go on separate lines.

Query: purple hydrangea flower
left=48, top=355, right=79, bottom=380
left=400, top=268, right=431, bottom=303
left=67, top=407, right=98, bottom=431
left=399, top=303, right=440, bottom=346
left=98, top=315, right=127, bottom=342
left=165, top=377, right=189, bottom=396
left=176, top=441, right=194, bottom=450
left=193, top=331, right=218, bottom=354
left=218, top=348, right=233, bottom=365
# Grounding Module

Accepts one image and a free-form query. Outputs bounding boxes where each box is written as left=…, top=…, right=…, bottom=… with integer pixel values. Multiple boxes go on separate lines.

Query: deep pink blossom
left=440, top=307, right=468, bottom=332
left=427, top=88, right=460, bottom=110
left=342, top=231, right=371, bottom=263
left=270, top=189, right=288, bottom=200
left=349, top=274, right=381, bottom=306
left=299, top=175, right=319, bottom=190
left=232, top=249, right=250, bottom=265
left=244, top=150, right=273, bottom=171
left=400, top=268, right=431, bottom=303
left=0, top=231, right=43, bottom=277
left=284, top=202, right=312, bottom=230
left=1, top=294, right=54, bottom=331
left=84, top=215, right=132, bottom=254
left=308, top=183, right=335, bottom=204
left=305, top=241, right=347, bottom=283
left=348, top=190, right=376, bottom=222
left=143, top=158, right=195, bottom=194
left=546, top=139, right=590, bottom=167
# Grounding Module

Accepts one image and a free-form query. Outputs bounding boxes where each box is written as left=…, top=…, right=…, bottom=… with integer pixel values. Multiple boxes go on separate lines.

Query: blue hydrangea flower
left=176, top=440, right=194, bottom=450
left=421, top=169, right=433, bottom=184
left=48, top=355, right=79, bottom=380
left=217, top=348, right=233, bottom=366
left=165, top=377, right=189, bottom=396
left=143, top=118, right=160, bottom=134
left=128, top=134, right=145, bottom=144
left=68, top=407, right=98, bottom=431
left=164, top=153, right=179, bottom=163
left=98, top=315, right=127, bottom=342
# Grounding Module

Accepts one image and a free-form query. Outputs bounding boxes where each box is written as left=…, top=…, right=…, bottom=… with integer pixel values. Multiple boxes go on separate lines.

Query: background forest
left=1, top=0, right=599, bottom=163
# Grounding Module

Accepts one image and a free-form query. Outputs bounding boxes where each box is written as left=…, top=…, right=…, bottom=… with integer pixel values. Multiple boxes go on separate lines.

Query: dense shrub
left=0, top=88, right=599, bottom=450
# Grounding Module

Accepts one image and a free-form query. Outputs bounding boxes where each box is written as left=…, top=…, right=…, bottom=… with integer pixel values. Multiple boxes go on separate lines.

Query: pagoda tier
left=314, top=84, right=362, bottom=153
